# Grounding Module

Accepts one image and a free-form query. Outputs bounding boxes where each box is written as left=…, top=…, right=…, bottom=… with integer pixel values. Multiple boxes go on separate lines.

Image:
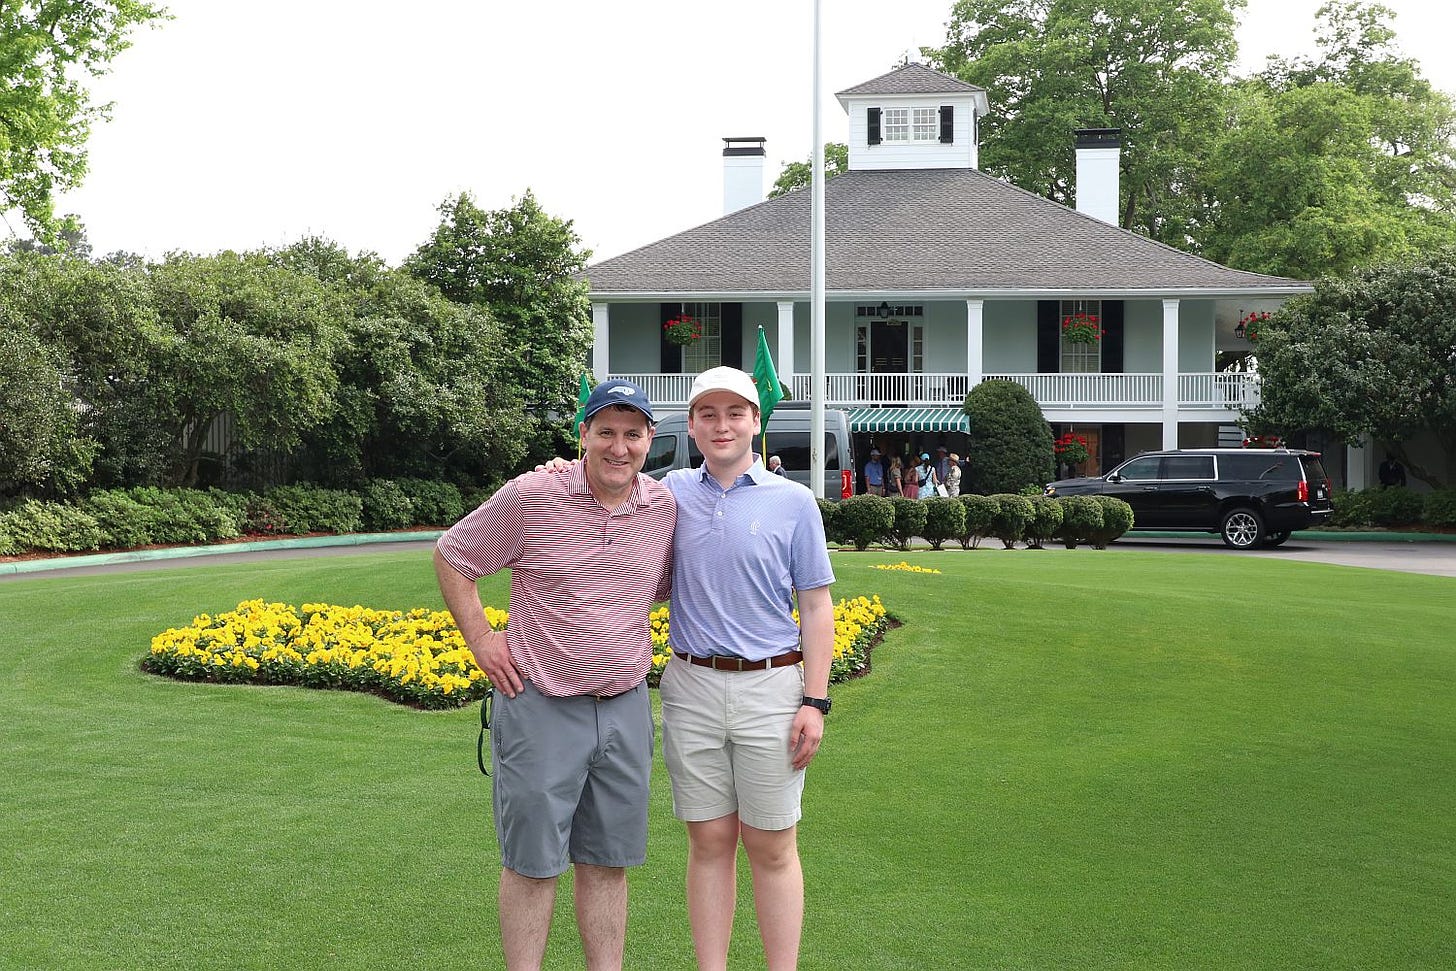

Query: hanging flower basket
left=1054, top=432, right=1090, bottom=466
left=1061, top=312, right=1103, bottom=344
left=663, top=314, right=703, bottom=346
left=1237, top=310, right=1271, bottom=342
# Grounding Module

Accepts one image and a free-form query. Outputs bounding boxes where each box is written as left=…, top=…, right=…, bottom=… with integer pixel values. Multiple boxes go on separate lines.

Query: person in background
left=1378, top=453, right=1407, bottom=488
left=944, top=453, right=962, bottom=497
left=900, top=455, right=919, bottom=498
left=863, top=448, right=885, bottom=496
left=768, top=454, right=788, bottom=477
left=661, top=365, right=835, bottom=971
left=915, top=451, right=939, bottom=499
left=434, top=379, right=674, bottom=971
left=886, top=454, right=905, bottom=497
left=934, top=446, right=951, bottom=485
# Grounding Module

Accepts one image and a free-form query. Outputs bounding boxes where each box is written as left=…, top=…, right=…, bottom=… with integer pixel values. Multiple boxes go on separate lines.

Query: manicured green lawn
left=1, top=549, right=1452, bottom=969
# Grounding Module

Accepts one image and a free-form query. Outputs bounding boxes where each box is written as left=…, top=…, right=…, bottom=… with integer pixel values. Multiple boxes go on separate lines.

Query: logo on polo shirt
left=607, top=385, right=637, bottom=396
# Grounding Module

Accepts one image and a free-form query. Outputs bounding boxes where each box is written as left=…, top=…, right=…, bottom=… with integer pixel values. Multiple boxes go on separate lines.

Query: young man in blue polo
left=659, top=365, right=836, bottom=971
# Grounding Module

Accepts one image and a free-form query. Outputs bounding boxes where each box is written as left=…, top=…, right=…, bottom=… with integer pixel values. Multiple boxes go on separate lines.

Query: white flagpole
left=810, top=0, right=826, bottom=499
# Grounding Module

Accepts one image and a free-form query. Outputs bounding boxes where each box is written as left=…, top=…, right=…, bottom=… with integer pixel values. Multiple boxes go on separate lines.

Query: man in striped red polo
left=434, top=379, right=674, bottom=971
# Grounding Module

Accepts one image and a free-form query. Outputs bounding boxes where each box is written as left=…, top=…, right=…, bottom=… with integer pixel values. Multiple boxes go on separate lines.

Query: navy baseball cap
left=582, top=379, right=655, bottom=423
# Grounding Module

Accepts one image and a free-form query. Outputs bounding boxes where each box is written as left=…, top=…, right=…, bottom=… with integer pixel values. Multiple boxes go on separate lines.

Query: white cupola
left=834, top=62, right=990, bottom=171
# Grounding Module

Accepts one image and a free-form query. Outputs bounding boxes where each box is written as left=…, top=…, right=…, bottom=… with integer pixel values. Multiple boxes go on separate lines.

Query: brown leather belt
left=673, top=650, right=802, bottom=672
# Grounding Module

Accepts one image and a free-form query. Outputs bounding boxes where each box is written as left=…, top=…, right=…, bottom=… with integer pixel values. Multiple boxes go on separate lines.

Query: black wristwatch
left=801, top=696, right=831, bottom=715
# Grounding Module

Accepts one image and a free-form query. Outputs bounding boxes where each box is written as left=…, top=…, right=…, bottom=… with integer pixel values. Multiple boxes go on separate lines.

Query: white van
left=643, top=403, right=856, bottom=499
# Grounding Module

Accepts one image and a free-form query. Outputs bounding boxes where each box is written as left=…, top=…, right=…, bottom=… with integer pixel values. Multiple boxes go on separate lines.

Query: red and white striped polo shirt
left=437, top=462, right=675, bottom=698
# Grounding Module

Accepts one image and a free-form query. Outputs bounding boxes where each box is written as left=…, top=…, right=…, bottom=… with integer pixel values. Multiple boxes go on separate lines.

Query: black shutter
left=939, top=105, right=954, bottom=143
left=1101, top=300, right=1124, bottom=373
left=868, top=107, right=881, bottom=145
left=660, top=302, right=681, bottom=373
left=1037, top=300, right=1060, bottom=373
left=721, top=303, right=743, bottom=369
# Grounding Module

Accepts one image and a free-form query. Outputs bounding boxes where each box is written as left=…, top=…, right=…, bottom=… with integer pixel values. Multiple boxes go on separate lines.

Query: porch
left=609, top=371, right=1260, bottom=413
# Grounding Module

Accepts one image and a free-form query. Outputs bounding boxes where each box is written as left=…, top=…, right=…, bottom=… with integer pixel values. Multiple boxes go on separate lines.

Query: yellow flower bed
left=144, top=599, right=504, bottom=709
left=872, top=562, right=942, bottom=574
left=146, top=595, right=891, bottom=708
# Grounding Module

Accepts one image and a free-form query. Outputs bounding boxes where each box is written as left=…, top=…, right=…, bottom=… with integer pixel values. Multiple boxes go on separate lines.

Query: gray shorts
left=490, top=680, right=653, bottom=878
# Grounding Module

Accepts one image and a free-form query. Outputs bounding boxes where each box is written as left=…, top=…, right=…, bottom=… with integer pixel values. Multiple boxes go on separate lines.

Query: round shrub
left=834, top=495, right=895, bottom=550
left=1424, top=489, right=1456, bottom=528
left=1367, top=487, right=1424, bottom=527
left=1328, top=488, right=1373, bottom=527
left=886, top=497, right=928, bottom=551
left=1089, top=495, right=1134, bottom=547
left=957, top=493, right=997, bottom=549
left=78, top=490, right=157, bottom=549
left=396, top=478, right=465, bottom=527
left=1056, top=495, right=1104, bottom=549
left=988, top=493, right=1035, bottom=548
left=1023, top=494, right=1065, bottom=549
left=921, top=496, right=967, bottom=550
left=360, top=479, right=415, bottom=531
left=963, top=380, right=1055, bottom=494
left=816, top=498, right=842, bottom=545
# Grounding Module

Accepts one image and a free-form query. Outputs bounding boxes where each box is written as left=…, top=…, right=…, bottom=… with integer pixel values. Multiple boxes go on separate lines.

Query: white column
left=777, top=300, right=796, bottom=398
left=965, top=299, right=984, bottom=390
left=591, top=302, right=609, bottom=381
left=1161, top=299, right=1180, bottom=450
left=1346, top=438, right=1369, bottom=490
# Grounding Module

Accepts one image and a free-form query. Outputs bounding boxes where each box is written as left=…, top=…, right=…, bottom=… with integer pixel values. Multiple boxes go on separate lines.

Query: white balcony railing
left=607, top=371, right=1260, bottom=411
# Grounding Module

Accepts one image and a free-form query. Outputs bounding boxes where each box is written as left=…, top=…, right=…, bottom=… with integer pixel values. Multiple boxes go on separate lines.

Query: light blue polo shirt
left=664, top=461, right=836, bottom=662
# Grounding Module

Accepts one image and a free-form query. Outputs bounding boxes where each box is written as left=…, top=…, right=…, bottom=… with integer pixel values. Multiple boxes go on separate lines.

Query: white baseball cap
left=687, top=366, right=760, bottom=411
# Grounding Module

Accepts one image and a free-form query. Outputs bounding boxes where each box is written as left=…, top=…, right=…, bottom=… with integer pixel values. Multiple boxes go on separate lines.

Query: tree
left=405, top=191, right=593, bottom=466
left=926, top=0, right=1241, bottom=245
left=1201, top=2, right=1456, bottom=277
left=1245, top=251, right=1456, bottom=488
left=1, top=1, right=167, bottom=242
left=766, top=143, right=849, bottom=198
left=963, top=379, right=1054, bottom=494
left=277, top=239, right=530, bottom=486
left=0, top=309, right=90, bottom=495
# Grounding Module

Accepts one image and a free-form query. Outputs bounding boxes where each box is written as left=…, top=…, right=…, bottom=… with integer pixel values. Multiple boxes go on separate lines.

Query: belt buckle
left=710, top=655, right=735, bottom=671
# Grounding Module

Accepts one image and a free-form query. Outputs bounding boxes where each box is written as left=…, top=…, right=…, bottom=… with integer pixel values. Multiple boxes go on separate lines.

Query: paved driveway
left=8, top=536, right=1456, bottom=581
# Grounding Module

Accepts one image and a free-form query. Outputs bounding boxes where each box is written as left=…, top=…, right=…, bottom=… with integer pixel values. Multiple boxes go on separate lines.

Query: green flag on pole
left=573, top=373, right=592, bottom=459
left=752, top=327, right=785, bottom=462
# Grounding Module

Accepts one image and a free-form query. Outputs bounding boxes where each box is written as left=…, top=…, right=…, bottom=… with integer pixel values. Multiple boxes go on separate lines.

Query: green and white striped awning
left=846, top=407, right=970, bottom=433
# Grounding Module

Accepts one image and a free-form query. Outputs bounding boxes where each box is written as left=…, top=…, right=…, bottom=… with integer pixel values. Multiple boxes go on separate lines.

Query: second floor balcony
left=609, top=371, right=1260, bottom=415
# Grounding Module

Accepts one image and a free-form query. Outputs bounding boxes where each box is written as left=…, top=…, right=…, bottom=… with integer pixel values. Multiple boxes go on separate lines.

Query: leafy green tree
left=0, top=309, right=87, bottom=494
left=140, top=252, right=347, bottom=486
left=1245, top=251, right=1456, bottom=488
left=926, top=0, right=1241, bottom=244
left=405, top=191, right=593, bottom=466
left=963, top=380, right=1055, bottom=494
left=767, top=143, right=849, bottom=198
left=278, top=239, right=529, bottom=486
left=1, top=1, right=167, bottom=242
left=1202, top=1, right=1456, bottom=277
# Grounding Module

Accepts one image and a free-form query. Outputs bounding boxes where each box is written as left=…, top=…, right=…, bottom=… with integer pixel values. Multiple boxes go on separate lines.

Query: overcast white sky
left=20, top=0, right=1456, bottom=266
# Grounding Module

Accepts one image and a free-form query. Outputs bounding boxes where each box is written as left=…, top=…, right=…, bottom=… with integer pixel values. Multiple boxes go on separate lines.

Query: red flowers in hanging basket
left=1054, top=432, right=1090, bottom=465
left=1237, top=310, right=1271, bottom=342
left=1061, top=312, right=1104, bottom=344
left=663, top=314, right=703, bottom=346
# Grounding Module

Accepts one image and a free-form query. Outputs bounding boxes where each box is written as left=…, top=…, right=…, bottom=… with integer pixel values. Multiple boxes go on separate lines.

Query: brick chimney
left=722, top=137, right=766, bottom=215
left=1074, top=128, right=1121, bottom=225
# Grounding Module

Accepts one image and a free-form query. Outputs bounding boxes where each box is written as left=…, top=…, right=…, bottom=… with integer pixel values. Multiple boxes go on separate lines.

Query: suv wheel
left=1220, top=508, right=1265, bottom=549
left=1264, top=530, right=1291, bottom=547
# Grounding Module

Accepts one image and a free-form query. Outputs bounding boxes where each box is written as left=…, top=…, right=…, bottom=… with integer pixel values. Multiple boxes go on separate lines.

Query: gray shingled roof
left=835, top=62, right=983, bottom=97
left=584, top=167, right=1307, bottom=295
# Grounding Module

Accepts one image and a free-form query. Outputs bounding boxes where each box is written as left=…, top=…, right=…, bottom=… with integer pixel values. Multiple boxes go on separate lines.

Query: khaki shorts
left=659, top=657, right=806, bottom=831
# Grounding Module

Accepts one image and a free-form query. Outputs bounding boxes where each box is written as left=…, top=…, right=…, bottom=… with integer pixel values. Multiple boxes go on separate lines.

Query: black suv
left=1046, top=448, right=1334, bottom=549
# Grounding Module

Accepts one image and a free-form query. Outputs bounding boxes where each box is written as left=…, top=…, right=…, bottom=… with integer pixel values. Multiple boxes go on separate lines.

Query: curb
left=1132, top=529, right=1456, bottom=543
left=0, top=531, right=444, bottom=577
